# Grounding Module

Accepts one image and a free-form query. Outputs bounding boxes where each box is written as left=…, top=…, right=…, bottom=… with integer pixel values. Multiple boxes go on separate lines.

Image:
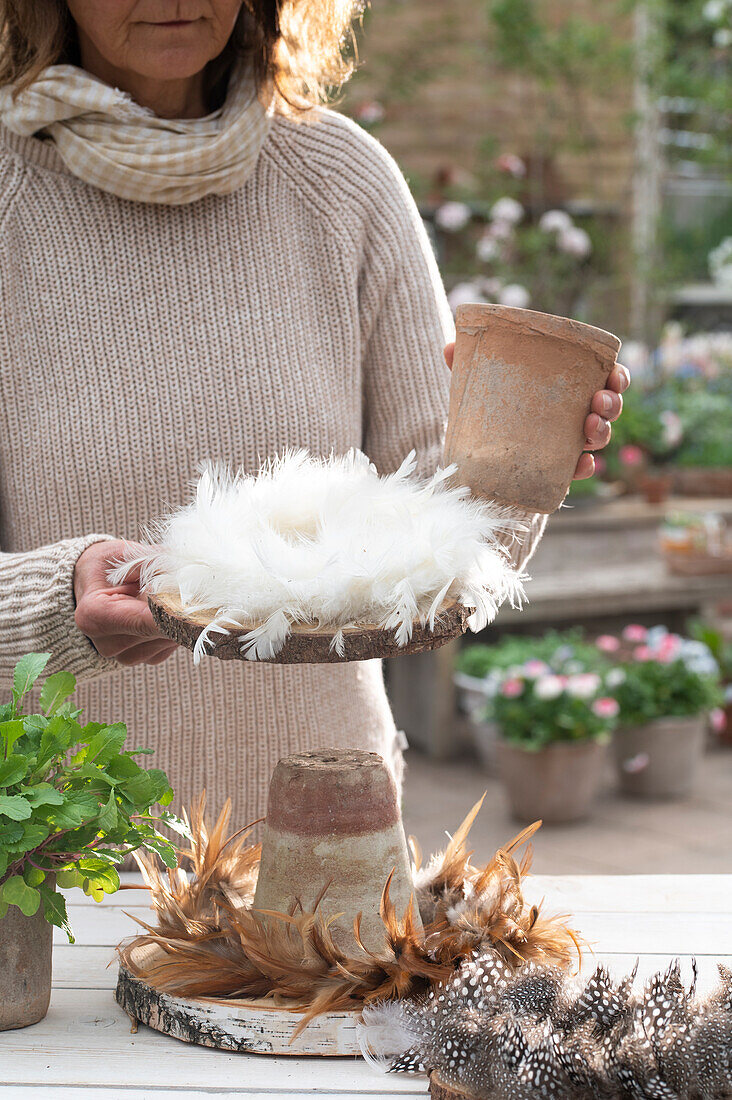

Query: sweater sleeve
left=353, top=130, right=547, bottom=572
left=0, top=533, right=118, bottom=687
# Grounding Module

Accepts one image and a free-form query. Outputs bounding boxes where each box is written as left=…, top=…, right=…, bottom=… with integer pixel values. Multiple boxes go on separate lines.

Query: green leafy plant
left=455, top=629, right=606, bottom=680
left=614, top=658, right=720, bottom=726
left=490, top=669, right=618, bottom=751
left=0, top=653, right=183, bottom=940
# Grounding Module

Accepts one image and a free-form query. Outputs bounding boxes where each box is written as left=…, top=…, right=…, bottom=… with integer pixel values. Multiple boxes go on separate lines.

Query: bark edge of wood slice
left=430, top=1071, right=482, bottom=1100
left=116, top=962, right=362, bottom=1057
left=148, top=591, right=470, bottom=664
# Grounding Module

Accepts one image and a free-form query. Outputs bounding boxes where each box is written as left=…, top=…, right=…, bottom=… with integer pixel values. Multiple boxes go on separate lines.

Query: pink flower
left=619, top=444, right=644, bottom=467
left=634, top=645, right=654, bottom=662
left=567, top=673, right=601, bottom=699
left=496, top=153, right=526, bottom=178
left=523, top=659, right=550, bottom=678
left=623, top=752, right=650, bottom=774
left=501, top=677, right=524, bottom=698
left=592, top=696, right=620, bottom=719
left=711, top=707, right=728, bottom=734
left=596, top=634, right=621, bottom=652
left=623, top=624, right=648, bottom=643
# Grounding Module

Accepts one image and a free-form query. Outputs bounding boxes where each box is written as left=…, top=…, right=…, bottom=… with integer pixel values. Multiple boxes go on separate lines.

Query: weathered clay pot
left=613, top=715, right=706, bottom=798
left=0, top=886, right=54, bottom=1030
left=252, top=749, right=420, bottom=953
left=443, top=304, right=621, bottom=513
left=640, top=471, right=673, bottom=505
left=496, top=738, right=607, bottom=824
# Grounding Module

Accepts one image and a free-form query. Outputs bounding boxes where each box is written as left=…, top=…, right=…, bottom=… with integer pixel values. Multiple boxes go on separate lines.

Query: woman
left=0, top=1, right=627, bottom=827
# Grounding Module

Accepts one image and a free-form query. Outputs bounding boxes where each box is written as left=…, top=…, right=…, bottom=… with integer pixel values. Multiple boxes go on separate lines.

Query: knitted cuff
left=0, top=533, right=119, bottom=684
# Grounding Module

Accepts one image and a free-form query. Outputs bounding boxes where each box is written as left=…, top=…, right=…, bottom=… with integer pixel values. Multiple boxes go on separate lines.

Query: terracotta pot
left=672, top=467, right=732, bottom=498
left=613, top=715, right=706, bottom=798
left=252, top=749, right=420, bottom=954
left=640, top=471, right=673, bottom=505
left=495, top=738, right=607, bottom=824
left=443, top=304, right=620, bottom=514
left=0, top=883, right=54, bottom=1030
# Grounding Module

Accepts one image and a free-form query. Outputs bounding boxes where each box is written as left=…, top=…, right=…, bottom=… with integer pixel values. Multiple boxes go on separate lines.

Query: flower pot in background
left=640, top=471, right=673, bottom=505
left=0, top=882, right=54, bottom=1031
left=613, top=715, right=706, bottom=798
left=443, top=303, right=620, bottom=513
left=496, top=738, right=607, bottom=824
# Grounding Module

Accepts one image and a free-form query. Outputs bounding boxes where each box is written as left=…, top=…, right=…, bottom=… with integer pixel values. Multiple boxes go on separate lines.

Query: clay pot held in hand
left=252, top=749, right=420, bottom=954
left=443, top=304, right=621, bottom=514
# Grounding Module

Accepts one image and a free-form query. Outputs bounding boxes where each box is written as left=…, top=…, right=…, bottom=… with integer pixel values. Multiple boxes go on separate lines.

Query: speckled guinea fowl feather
left=118, top=796, right=581, bottom=1028
left=358, top=954, right=732, bottom=1100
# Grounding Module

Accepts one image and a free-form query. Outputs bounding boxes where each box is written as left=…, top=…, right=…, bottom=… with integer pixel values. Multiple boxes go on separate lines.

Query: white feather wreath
left=109, top=449, right=529, bottom=661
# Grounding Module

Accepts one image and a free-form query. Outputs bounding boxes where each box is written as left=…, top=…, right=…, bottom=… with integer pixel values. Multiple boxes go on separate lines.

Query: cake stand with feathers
left=116, top=751, right=580, bottom=1059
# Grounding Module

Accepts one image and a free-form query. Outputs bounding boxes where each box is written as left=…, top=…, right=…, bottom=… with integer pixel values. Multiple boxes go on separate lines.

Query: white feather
left=110, top=449, right=531, bottom=660
left=357, top=1001, right=419, bottom=1071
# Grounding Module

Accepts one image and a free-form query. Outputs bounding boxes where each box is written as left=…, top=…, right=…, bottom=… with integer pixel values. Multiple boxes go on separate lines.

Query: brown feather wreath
left=118, top=794, right=581, bottom=1032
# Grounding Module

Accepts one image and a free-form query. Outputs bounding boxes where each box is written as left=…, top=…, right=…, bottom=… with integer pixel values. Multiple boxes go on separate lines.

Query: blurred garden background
left=342, top=0, right=732, bottom=871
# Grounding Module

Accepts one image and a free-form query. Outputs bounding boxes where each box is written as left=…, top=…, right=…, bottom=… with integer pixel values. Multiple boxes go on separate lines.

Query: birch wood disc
left=116, top=949, right=362, bottom=1056
left=430, top=1073, right=480, bottom=1100
left=148, top=591, right=470, bottom=664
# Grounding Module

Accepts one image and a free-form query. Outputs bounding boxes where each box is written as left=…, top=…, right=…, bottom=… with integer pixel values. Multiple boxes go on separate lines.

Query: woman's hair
left=0, top=1, right=365, bottom=113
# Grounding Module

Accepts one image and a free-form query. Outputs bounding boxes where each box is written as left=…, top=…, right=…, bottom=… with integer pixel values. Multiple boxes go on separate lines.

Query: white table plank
left=5, top=874, right=731, bottom=1098
left=0, top=989, right=425, bottom=1094
left=53, top=946, right=117, bottom=989
left=526, top=874, right=732, bottom=914
left=57, top=903, right=732, bottom=956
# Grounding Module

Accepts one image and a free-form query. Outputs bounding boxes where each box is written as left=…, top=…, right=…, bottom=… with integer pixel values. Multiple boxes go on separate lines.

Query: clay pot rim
left=496, top=735, right=609, bottom=756
left=455, top=303, right=621, bottom=357
left=615, top=713, right=707, bottom=734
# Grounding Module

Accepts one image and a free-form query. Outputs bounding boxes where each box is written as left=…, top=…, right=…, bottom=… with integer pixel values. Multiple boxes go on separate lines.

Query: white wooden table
left=2, top=874, right=731, bottom=1098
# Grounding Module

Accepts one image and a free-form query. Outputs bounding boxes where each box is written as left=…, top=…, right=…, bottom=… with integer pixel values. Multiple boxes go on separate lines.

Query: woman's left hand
left=443, top=343, right=630, bottom=480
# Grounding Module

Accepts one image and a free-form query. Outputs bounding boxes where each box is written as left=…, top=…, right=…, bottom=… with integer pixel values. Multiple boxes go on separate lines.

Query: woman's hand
left=443, top=343, right=630, bottom=480
left=74, top=541, right=178, bottom=667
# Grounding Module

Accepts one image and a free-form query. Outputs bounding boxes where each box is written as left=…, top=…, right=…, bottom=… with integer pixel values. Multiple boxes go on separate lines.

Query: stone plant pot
left=443, top=304, right=620, bottom=514
left=0, top=883, right=54, bottom=1031
left=613, top=715, right=706, bottom=798
left=496, top=738, right=607, bottom=825
left=252, top=749, right=419, bottom=954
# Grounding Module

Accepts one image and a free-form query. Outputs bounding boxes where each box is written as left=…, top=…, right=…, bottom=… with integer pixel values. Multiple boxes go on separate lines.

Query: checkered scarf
left=0, top=61, right=272, bottom=205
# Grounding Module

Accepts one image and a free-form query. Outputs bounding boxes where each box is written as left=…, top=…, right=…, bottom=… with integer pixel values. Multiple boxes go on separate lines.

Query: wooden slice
left=430, top=1072, right=480, bottom=1100
left=148, top=591, right=470, bottom=664
left=116, top=949, right=362, bottom=1056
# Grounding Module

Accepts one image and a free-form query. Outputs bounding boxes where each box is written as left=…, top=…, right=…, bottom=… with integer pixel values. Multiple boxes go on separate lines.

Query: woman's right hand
left=74, top=540, right=178, bottom=667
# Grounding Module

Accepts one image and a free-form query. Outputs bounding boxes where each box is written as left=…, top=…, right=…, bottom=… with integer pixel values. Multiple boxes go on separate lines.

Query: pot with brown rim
left=252, top=749, right=419, bottom=953
left=443, top=303, right=621, bottom=514
left=0, top=876, right=55, bottom=1031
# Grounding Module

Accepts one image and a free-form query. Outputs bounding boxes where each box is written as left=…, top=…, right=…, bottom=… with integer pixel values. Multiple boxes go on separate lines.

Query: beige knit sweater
left=0, top=107, right=546, bottom=829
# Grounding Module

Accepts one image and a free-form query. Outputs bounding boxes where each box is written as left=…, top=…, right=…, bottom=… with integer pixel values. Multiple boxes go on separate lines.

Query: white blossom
left=534, top=675, right=564, bottom=700
left=539, top=209, right=573, bottom=234
left=490, top=196, right=524, bottom=225
left=709, top=237, right=732, bottom=286
left=557, top=226, right=592, bottom=258
left=435, top=201, right=472, bottom=233
left=448, top=282, right=487, bottom=312
left=703, top=0, right=729, bottom=21
left=714, top=26, right=732, bottom=46
left=566, top=673, right=601, bottom=699
left=476, top=234, right=501, bottom=263
left=498, top=283, right=531, bottom=309
left=606, top=668, right=626, bottom=688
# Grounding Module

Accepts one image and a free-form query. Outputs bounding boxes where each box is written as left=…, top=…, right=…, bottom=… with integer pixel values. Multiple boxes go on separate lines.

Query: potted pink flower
left=487, top=662, right=619, bottom=824
left=597, top=625, right=722, bottom=798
